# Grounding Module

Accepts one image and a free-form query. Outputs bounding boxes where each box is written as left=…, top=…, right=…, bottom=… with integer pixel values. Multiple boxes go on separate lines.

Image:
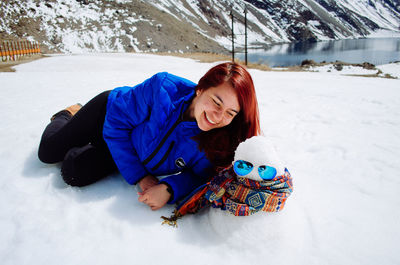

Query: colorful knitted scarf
left=161, top=166, right=293, bottom=227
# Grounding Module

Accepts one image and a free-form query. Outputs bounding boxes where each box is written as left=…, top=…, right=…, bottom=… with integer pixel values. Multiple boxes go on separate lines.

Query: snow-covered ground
left=377, top=62, right=400, bottom=79
left=305, top=62, right=400, bottom=78
left=1, top=53, right=399, bottom=265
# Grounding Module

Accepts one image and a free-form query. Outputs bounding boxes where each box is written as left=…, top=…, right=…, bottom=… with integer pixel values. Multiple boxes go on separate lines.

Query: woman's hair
left=194, top=62, right=261, bottom=168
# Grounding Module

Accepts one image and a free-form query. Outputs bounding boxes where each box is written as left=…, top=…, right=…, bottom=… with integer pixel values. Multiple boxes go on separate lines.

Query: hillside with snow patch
left=1, top=0, right=400, bottom=53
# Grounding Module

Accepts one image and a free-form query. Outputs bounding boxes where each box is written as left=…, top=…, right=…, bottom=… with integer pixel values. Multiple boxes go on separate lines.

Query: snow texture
left=0, top=53, right=400, bottom=265
left=377, top=62, right=400, bottom=78
left=233, top=136, right=285, bottom=180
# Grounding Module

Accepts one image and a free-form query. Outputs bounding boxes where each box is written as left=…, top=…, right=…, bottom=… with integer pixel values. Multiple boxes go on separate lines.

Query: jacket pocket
left=151, top=141, right=175, bottom=171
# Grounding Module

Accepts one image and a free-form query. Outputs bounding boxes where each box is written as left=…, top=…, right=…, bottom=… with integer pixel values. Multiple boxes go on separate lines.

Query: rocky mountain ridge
left=1, top=0, right=399, bottom=53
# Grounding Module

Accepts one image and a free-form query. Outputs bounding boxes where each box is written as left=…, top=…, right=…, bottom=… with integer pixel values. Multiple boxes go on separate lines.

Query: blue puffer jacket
left=103, top=72, right=212, bottom=203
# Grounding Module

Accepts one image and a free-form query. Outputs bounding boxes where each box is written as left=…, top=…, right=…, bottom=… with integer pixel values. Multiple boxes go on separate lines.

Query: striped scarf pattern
left=205, top=166, right=293, bottom=215
left=162, top=165, right=293, bottom=226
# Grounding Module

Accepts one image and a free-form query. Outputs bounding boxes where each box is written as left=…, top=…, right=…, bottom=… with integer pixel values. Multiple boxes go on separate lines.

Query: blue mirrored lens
left=258, top=165, right=277, bottom=180
left=233, top=160, right=254, bottom=176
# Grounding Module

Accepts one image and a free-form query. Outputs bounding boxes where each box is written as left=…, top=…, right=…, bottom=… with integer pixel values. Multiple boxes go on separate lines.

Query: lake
left=237, top=37, right=400, bottom=67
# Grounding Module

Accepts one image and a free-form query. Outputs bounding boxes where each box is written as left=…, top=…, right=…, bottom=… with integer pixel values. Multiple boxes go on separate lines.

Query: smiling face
left=187, top=82, right=240, bottom=131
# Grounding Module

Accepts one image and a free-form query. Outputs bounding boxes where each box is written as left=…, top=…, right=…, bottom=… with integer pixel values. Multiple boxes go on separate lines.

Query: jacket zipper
left=151, top=141, right=175, bottom=171
left=142, top=104, right=184, bottom=166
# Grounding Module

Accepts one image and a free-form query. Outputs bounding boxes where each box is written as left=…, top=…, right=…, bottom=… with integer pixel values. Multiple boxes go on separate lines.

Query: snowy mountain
left=1, top=0, right=400, bottom=53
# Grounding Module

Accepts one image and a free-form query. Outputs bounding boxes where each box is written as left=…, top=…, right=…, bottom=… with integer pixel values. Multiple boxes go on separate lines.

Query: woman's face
left=190, top=82, right=240, bottom=131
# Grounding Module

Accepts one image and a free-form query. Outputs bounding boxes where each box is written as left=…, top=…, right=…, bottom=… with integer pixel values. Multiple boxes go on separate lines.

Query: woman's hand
left=138, top=175, right=159, bottom=191
left=138, top=183, right=171, bottom=211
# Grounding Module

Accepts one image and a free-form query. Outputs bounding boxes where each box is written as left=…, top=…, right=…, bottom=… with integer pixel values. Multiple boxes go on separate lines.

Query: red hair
left=194, top=62, right=261, bottom=168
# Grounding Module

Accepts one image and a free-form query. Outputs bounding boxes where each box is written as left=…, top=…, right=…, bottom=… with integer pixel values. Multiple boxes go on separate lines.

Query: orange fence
left=0, top=40, right=41, bottom=62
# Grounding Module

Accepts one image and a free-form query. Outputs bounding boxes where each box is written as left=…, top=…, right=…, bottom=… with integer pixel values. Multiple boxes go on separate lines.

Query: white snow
left=377, top=62, right=400, bottom=78
left=368, top=29, right=400, bottom=38
left=234, top=136, right=286, bottom=180
left=306, top=62, right=400, bottom=78
left=307, top=64, right=379, bottom=75
left=339, top=0, right=400, bottom=31
left=1, top=53, right=400, bottom=265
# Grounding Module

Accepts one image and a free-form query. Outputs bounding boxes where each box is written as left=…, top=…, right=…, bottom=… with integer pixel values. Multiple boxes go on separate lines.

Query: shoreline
left=1, top=52, right=399, bottom=79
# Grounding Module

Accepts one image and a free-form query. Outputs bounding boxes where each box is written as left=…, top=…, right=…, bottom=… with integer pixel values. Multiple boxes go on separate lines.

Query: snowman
left=161, top=135, right=293, bottom=226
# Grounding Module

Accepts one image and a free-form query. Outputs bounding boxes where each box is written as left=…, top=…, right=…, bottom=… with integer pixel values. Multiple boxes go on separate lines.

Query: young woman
left=38, top=62, right=260, bottom=210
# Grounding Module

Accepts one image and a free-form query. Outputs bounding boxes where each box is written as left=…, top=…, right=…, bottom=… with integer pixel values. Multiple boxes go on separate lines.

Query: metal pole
left=231, top=8, right=234, bottom=62
left=244, top=5, right=248, bottom=65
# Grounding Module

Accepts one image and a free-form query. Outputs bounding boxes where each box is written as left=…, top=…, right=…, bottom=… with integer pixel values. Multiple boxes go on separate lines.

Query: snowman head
left=233, top=136, right=285, bottom=181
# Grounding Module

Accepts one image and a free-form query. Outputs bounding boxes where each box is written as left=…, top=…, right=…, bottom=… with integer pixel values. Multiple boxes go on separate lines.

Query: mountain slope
left=0, top=0, right=399, bottom=53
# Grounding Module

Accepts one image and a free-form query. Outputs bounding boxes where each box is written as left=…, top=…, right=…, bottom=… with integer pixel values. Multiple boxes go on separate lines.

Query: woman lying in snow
left=38, top=62, right=261, bottom=211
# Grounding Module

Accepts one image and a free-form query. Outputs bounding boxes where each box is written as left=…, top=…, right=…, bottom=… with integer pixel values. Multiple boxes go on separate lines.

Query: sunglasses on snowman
left=233, top=160, right=277, bottom=180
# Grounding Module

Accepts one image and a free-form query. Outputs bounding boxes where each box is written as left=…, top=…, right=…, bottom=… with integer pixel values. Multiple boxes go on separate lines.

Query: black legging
left=38, top=91, right=117, bottom=186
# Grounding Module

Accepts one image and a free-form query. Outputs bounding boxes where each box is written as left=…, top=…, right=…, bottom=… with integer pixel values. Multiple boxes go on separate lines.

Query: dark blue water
left=237, top=38, right=400, bottom=67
